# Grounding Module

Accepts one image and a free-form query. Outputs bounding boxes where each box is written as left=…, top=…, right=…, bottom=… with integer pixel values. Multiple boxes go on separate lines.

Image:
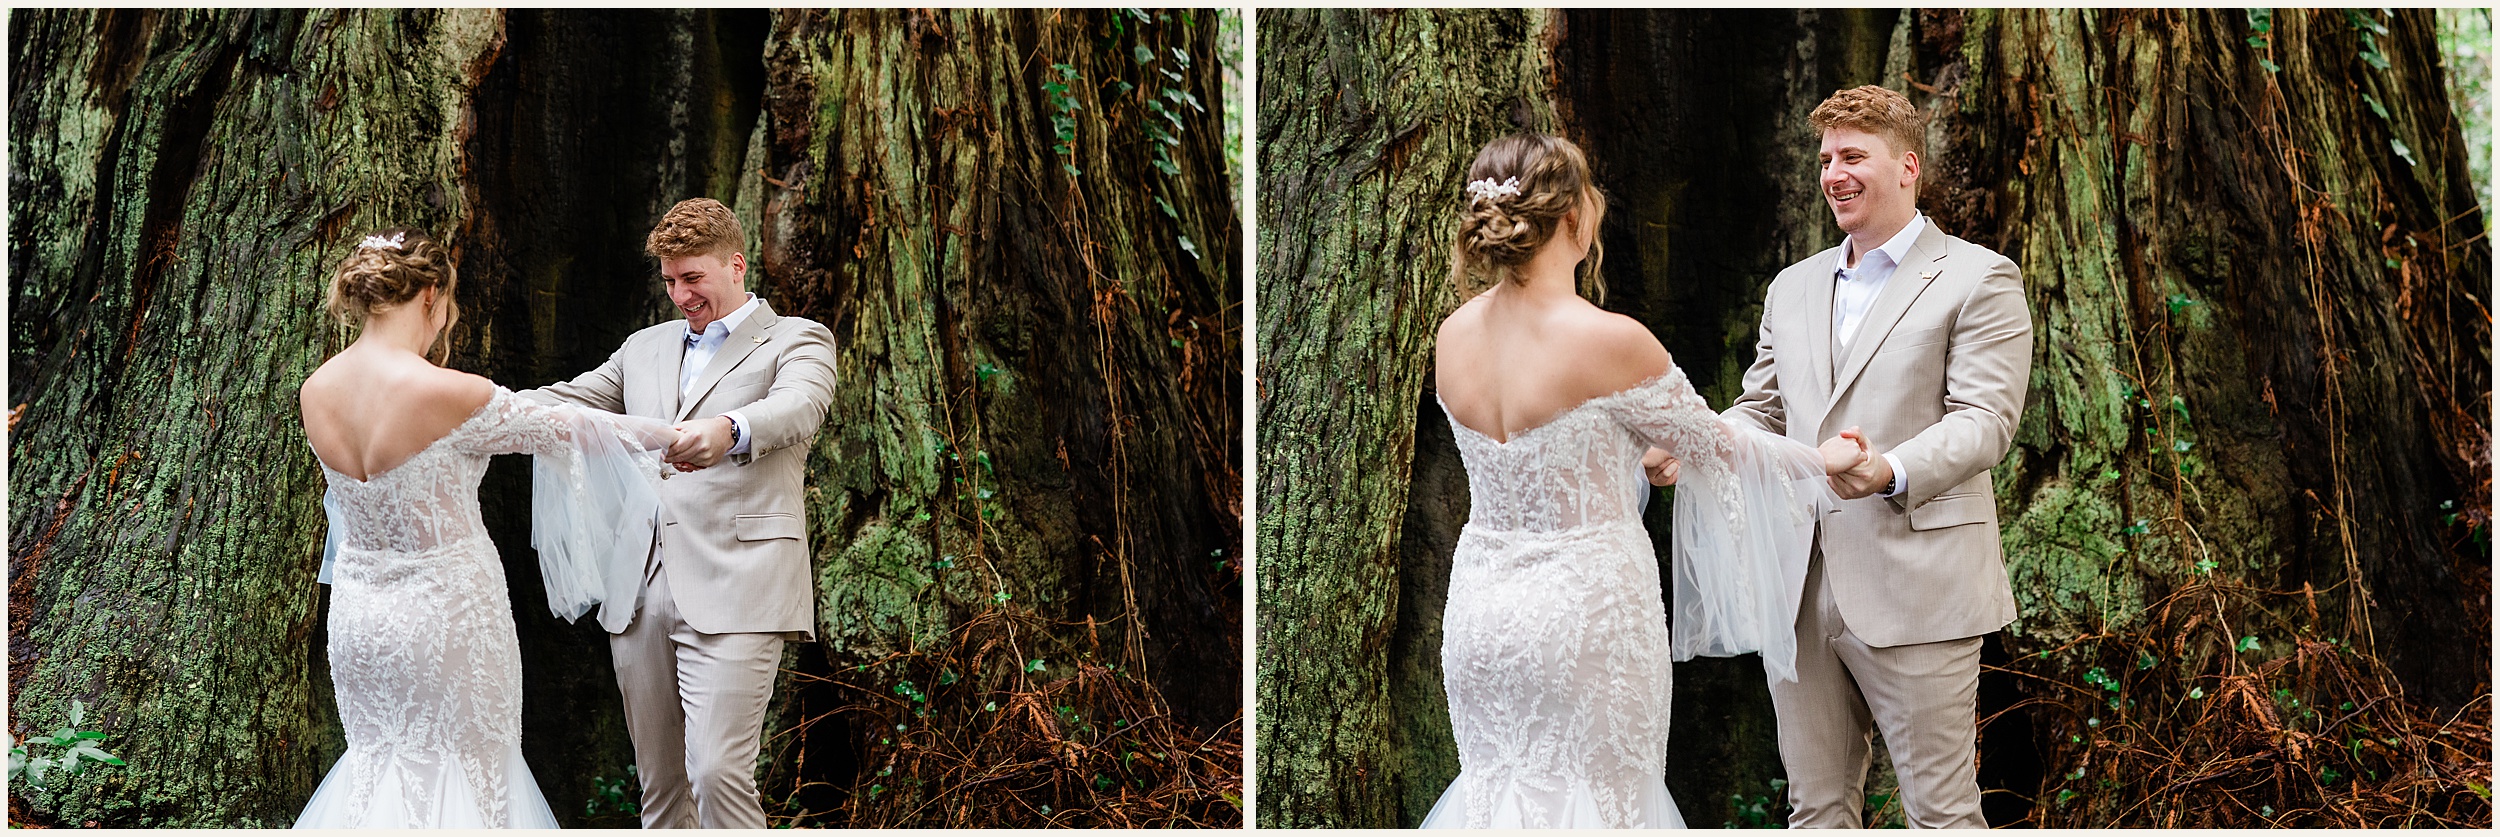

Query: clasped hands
left=1640, top=427, right=1894, bottom=500
left=662, top=416, right=736, bottom=472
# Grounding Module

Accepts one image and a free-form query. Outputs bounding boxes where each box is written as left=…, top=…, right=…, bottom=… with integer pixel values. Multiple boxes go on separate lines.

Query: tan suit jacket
left=521, top=298, right=837, bottom=638
left=1724, top=222, right=2032, bottom=648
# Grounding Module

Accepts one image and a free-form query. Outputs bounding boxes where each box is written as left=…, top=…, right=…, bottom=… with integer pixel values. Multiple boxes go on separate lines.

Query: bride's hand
left=1642, top=447, right=1680, bottom=486
left=1818, top=432, right=1868, bottom=475
left=664, top=428, right=707, bottom=471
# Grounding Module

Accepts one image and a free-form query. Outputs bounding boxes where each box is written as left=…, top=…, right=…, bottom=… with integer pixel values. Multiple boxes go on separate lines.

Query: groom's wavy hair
left=325, top=226, right=459, bottom=364
left=1448, top=133, right=1607, bottom=303
left=1809, top=85, right=1926, bottom=166
left=646, top=198, right=745, bottom=262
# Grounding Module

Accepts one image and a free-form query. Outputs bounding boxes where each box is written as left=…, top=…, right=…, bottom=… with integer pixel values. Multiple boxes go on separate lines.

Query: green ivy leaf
left=2361, top=93, right=2390, bottom=120
left=2390, top=138, right=2418, bottom=167
left=2237, top=635, right=2262, bottom=653
left=2260, top=58, right=2283, bottom=73
left=2345, top=9, right=2389, bottom=35
left=1132, top=44, right=1155, bottom=65
left=1154, top=196, right=1177, bottom=218
left=1177, top=235, right=1201, bottom=260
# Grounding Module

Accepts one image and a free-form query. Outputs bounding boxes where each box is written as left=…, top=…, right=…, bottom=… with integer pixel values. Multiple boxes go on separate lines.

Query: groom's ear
left=1898, top=149, right=1920, bottom=187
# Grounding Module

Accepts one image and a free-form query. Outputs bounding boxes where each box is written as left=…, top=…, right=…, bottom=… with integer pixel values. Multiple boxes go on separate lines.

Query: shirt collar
left=685, top=293, right=762, bottom=341
left=1842, top=212, right=1927, bottom=276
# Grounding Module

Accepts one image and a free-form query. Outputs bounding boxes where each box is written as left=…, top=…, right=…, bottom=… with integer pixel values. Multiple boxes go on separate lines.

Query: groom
left=1712, top=85, right=2033, bottom=827
left=521, top=198, right=838, bottom=828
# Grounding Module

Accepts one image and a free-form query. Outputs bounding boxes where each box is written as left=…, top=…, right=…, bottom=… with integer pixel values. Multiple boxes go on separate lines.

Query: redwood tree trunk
left=749, top=8, right=1241, bottom=827
left=8, top=10, right=499, bottom=825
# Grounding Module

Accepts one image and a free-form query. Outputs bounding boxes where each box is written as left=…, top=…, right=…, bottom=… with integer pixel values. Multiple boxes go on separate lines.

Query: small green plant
left=2246, top=9, right=2282, bottom=73
left=585, top=765, right=641, bottom=817
left=1723, top=777, right=1788, bottom=827
left=2347, top=9, right=2392, bottom=70
left=9, top=700, right=126, bottom=791
left=1041, top=63, right=1084, bottom=176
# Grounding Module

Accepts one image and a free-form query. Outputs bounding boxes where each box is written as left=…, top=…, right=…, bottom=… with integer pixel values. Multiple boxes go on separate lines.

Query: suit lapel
left=655, top=326, right=684, bottom=421
left=1830, top=223, right=1951, bottom=403
left=1801, top=246, right=1840, bottom=400
left=677, top=300, right=782, bottom=421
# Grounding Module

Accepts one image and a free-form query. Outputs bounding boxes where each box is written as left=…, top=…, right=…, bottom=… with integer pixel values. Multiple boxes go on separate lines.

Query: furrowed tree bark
left=1253, top=9, right=1555, bottom=829
left=1908, top=9, right=2489, bottom=825
left=749, top=8, right=1241, bottom=825
left=11, top=8, right=1239, bottom=827
left=7, top=9, right=501, bottom=825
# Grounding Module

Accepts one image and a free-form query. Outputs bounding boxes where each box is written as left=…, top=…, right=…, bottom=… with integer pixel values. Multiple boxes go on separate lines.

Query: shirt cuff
left=1881, top=453, right=1907, bottom=498
left=723, top=410, right=754, bottom=455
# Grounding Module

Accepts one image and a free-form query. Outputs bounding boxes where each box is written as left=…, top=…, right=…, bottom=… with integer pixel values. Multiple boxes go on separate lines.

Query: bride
left=293, top=228, right=676, bottom=828
left=1421, top=135, right=1861, bottom=829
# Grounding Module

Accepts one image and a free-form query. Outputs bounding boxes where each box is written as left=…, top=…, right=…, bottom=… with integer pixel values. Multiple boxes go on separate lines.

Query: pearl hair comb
left=1465, top=176, right=1522, bottom=205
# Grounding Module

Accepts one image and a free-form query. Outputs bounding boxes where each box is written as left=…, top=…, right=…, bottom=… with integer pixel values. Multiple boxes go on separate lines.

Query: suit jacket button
left=661, top=470, right=673, bottom=480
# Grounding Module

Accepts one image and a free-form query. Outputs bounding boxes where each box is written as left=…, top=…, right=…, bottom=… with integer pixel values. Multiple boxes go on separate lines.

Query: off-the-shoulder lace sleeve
left=454, top=388, right=678, bottom=456
left=461, top=388, right=676, bottom=626
left=1598, top=367, right=1830, bottom=683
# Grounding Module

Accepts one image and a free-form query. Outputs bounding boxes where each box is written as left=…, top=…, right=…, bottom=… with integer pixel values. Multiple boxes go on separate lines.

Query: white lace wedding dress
left=1422, top=365, right=1826, bottom=829
left=296, top=387, right=668, bottom=829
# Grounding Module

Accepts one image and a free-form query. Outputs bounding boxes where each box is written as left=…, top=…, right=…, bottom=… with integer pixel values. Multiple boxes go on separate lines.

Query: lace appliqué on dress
left=300, top=388, right=595, bottom=829
left=1427, top=366, right=1821, bottom=829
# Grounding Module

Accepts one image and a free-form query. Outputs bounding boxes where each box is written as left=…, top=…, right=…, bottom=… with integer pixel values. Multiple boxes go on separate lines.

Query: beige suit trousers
left=1770, top=547, right=1986, bottom=828
left=611, top=552, right=785, bottom=829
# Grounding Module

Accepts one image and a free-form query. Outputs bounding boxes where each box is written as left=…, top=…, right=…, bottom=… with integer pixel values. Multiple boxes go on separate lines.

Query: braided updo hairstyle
left=324, top=227, right=459, bottom=362
left=1448, top=133, right=1607, bottom=301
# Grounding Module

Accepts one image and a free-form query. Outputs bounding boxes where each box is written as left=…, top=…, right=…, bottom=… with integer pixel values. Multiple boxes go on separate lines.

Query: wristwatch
left=726, top=416, right=742, bottom=449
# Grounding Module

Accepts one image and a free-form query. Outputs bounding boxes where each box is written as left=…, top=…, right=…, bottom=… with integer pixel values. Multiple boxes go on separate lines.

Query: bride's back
left=301, top=348, right=493, bottom=482
left=1435, top=285, right=1668, bottom=444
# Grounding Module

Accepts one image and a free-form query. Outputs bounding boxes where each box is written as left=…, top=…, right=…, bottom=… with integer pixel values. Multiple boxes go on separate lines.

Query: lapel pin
left=1920, top=270, right=1941, bottom=282
left=753, top=336, right=765, bottom=343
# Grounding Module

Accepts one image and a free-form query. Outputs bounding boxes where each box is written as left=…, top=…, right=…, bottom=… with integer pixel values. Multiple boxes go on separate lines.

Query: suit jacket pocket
left=1909, top=492, right=1994, bottom=531
left=735, top=513, right=805, bottom=542
left=725, top=369, right=771, bottom=396
left=1877, top=325, right=1948, bottom=354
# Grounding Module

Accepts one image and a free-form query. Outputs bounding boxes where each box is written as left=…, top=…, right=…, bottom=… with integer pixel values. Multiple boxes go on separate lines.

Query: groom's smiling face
left=662, top=251, right=748, bottom=334
left=1817, top=126, right=1919, bottom=238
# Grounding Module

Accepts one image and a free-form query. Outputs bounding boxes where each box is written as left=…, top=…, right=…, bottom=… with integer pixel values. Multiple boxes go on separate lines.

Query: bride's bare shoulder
left=1557, top=306, right=1671, bottom=396
left=1438, top=290, right=1494, bottom=337
left=404, top=366, right=497, bottom=419
left=300, top=353, right=493, bottom=421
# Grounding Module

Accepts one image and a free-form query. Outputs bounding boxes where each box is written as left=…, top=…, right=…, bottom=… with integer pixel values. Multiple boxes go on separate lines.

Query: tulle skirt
left=1419, top=769, right=1685, bottom=829
left=294, top=742, right=558, bottom=828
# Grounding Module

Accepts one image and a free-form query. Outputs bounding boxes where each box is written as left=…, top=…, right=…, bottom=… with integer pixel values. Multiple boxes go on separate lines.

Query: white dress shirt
left=683, top=293, right=762, bottom=455
left=1833, top=213, right=1926, bottom=498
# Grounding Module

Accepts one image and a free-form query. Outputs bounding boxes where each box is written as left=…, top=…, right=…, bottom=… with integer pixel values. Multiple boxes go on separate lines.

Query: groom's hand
left=1828, top=427, right=1892, bottom=499
left=666, top=416, right=736, bottom=470
left=1642, top=447, right=1681, bottom=486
